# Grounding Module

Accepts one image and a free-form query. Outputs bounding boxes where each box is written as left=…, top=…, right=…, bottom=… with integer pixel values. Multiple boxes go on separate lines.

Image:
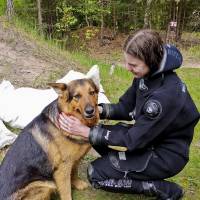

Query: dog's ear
left=48, top=83, right=69, bottom=99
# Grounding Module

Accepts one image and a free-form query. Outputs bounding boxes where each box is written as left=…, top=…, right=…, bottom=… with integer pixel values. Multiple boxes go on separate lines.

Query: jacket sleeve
left=90, top=82, right=187, bottom=151
left=99, top=79, right=137, bottom=121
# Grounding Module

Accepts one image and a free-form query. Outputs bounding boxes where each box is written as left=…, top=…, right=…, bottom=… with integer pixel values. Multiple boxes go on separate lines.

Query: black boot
left=87, top=164, right=144, bottom=194
left=143, top=180, right=184, bottom=200
left=91, top=178, right=145, bottom=194
left=87, top=164, right=183, bottom=200
left=89, top=177, right=183, bottom=200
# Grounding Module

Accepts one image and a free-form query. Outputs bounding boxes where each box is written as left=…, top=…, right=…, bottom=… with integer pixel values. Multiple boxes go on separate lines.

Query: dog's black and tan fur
left=0, top=78, right=99, bottom=200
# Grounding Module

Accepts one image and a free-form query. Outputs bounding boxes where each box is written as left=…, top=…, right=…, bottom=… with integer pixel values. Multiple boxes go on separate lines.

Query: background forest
left=1, top=0, right=200, bottom=50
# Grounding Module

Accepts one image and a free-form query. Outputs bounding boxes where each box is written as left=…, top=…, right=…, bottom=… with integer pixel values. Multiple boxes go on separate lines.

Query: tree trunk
left=85, top=14, right=90, bottom=27
left=176, top=0, right=185, bottom=41
left=36, top=0, right=43, bottom=35
left=143, top=0, right=152, bottom=29
left=181, top=0, right=186, bottom=36
left=166, top=0, right=178, bottom=43
left=100, top=10, right=104, bottom=46
left=6, top=0, right=14, bottom=21
left=99, top=0, right=105, bottom=46
left=112, top=0, right=117, bottom=38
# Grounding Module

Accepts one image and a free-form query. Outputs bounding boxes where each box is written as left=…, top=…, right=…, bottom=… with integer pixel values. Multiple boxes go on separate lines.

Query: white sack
left=0, top=65, right=110, bottom=148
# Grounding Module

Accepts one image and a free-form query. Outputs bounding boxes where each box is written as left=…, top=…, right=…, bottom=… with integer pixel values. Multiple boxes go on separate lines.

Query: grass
left=0, top=19, right=199, bottom=199
left=172, top=68, right=200, bottom=199
left=66, top=56, right=200, bottom=200
left=187, top=45, right=200, bottom=60
left=0, top=50, right=199, bottom=200
left=49, top=55, right=200, bottom=200
left=0, top=0, right=6, bottom=16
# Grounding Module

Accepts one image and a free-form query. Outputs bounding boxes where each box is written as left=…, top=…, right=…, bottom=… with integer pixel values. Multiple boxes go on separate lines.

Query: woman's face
left=124, top=52, right=150, bottom=78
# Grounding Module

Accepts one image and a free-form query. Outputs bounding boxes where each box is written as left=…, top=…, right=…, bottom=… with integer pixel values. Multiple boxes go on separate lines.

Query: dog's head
left=49, top=79, right=99, bottom=127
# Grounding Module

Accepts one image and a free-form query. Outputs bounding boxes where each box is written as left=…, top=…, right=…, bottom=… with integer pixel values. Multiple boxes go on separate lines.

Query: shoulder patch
left=143, top=99, right=162, bottom=119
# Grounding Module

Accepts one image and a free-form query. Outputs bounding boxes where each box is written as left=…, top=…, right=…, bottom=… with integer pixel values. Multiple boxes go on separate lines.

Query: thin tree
left=176, top=0, right=186, bottom=41
left=36, top=0, right=43, bottom=35
left=112, top=0, right=117, bottom=37
left=143, top=0, right=152, bottom=29
left=6, top=0, right=14, bottom=21
left=99, top=0, right=111, bottom=46
left=99, top=0, right=105, bottom=46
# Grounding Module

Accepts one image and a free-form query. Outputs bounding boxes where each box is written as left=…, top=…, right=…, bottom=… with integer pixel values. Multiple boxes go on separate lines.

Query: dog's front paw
left=72, top=179, right=89, bottom=190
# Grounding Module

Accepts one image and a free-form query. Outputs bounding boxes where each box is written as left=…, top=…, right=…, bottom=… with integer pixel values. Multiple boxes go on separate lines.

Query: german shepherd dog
left=0, top=78, right=99, bottom=200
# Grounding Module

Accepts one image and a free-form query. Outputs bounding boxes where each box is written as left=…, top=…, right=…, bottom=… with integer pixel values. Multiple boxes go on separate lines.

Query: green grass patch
left=0, top=0, right=6, bottom=16
left=62, top=55, right=200, bottom=200
left=187, top=45, right=200, bottom=60
left=0, top=64, right=199, bottom=200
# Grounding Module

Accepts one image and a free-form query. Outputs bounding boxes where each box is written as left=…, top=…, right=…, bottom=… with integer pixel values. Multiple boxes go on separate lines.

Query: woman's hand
left=58, top=112, right=90, bottom=139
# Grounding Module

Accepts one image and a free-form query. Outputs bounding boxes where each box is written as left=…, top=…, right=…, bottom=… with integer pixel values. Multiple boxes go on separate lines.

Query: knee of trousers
left=87, top=163, right=94, bottom=184
left=87, top=163, right=101, bottom=189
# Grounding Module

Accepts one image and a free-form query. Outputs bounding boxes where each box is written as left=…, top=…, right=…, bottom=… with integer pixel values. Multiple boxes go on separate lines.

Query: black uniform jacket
left=89, top=45, right=200, bottom=175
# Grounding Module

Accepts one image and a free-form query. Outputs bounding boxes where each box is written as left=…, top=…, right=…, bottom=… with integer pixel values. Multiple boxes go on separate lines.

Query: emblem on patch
left=143, top=99, right=162, bottom=119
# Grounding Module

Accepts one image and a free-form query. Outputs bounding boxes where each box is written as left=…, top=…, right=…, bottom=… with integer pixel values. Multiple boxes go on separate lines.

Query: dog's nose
left=85, top=105, right=95, bottom=115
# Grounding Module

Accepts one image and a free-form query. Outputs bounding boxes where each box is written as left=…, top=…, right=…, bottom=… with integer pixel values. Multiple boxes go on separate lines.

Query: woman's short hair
left=123, top=29, right=164, bottom=73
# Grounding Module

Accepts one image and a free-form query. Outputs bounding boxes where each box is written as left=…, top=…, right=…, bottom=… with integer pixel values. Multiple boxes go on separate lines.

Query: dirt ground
left=90, top=42, right=200, bottom=69
left=0, top=19, right=83, bottom=89
left=86, top=28, right=200, bottom=69
left=0, top=20, right=99, bottom=156
left=0, top=20, right=200, bottom=89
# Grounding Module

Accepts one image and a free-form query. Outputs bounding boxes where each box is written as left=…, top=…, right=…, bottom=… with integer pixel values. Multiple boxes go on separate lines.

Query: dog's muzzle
left=84, top=105, right=96, bottom=119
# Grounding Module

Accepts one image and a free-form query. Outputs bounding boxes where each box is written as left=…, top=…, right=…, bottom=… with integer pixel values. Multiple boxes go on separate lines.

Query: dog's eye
left=89, top=91, right=95, bottom=96
left=73, top=94, right=81, bottom=101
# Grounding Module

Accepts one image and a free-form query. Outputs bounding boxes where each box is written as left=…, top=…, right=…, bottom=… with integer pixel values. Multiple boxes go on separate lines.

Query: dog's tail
left=12, top=181, right=57, bottom=200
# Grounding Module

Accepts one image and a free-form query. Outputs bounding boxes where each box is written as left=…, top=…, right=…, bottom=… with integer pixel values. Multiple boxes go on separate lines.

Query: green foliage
left=56, top=4, right=78, bottom=34
left=14, top=0, right=36, bottom=27
left=85, top=28, right=98, bottom=40
left=1, top=0, right=199, bottom=42
left=187, top=9, right=200, bottom=31
left=76, top=0, right=105, bottom=26
left=0, top=0, right=6, bottom=15
left=184, top=0, right=200, bottom=31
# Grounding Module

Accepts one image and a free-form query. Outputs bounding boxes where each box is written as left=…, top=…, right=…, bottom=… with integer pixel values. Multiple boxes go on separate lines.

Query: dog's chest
left=61, top=138, right=90, bottom=161
left=47, top=133, right=91, bottom=168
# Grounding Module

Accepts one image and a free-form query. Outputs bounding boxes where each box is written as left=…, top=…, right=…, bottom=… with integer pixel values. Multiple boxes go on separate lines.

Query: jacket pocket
left=108, top=148, right=153, bottom=173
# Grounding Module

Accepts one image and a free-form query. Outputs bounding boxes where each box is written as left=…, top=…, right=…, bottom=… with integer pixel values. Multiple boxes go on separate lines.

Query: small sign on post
left=169, top=21, right=177, bottom=32
left=166, top=21, right=177, bottom=43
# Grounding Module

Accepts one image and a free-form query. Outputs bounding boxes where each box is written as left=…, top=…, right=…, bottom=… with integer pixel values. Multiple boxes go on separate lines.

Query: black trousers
left=88, top=145, right=184, bottom=200
left=90, top=145, right=176, bottom=182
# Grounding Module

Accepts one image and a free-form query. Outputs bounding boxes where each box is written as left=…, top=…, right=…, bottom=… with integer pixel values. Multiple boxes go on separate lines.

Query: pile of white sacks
left=0, top=65, right=110, bottom=149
